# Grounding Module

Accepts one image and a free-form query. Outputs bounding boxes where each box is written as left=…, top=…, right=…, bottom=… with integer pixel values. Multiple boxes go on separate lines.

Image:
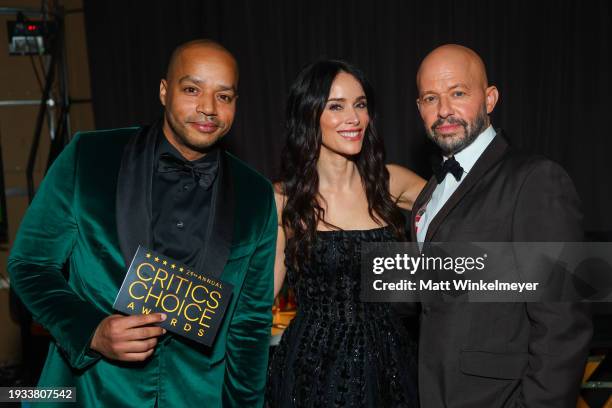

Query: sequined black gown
left=267, top=226, right=418, bottom=407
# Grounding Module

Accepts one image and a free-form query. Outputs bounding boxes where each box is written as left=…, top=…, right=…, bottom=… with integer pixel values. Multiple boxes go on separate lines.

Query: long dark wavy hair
left=279, top=59, right=405, bottom=269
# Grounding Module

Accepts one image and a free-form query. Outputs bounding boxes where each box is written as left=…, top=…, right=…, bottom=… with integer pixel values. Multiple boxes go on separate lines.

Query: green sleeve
left=8, top=133, right=108, bottom=370
left=222, top=186, right=277, bottom=407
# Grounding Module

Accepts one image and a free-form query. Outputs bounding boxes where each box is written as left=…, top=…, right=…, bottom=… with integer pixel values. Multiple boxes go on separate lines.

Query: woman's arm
left=273, top=183, right=287, bottom=298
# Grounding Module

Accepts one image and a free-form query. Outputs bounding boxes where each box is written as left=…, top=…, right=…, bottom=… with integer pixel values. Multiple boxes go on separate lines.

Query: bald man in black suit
left=411, top=44, right=592, bottom=408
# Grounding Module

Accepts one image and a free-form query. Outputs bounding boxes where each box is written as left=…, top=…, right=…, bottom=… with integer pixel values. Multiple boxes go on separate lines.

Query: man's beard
left=426, top=105, right=489, bottom=155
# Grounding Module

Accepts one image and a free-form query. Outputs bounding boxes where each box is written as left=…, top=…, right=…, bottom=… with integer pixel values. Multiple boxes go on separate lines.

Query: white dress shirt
left=416, top=126, right=497, bottom=244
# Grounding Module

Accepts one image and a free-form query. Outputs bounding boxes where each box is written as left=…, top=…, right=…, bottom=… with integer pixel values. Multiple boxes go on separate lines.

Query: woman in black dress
left=267, top=60, right=425, bottom=407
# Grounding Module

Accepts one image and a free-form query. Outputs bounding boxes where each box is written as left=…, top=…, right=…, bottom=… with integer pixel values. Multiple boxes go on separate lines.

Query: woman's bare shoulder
left=386, top=164, right=426, bottom=210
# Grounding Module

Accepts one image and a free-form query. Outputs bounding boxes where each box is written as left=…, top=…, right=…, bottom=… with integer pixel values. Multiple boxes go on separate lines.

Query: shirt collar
left=445, top=125, right=496, bottom=174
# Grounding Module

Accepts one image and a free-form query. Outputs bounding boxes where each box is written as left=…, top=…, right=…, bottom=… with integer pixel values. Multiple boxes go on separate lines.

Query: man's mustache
left=431, top=117, right=468, bottom=132
left=186, top=116, right=222, bottom=126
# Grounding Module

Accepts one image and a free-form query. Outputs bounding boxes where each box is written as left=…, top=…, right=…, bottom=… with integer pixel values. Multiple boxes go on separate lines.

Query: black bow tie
left=157, top=153, right=219, bottom=189
left=433, top=156, right=464, bottom=184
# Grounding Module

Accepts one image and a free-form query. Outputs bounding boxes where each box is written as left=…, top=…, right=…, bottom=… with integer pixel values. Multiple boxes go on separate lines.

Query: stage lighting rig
left=6, top=12, right=56, bottom=55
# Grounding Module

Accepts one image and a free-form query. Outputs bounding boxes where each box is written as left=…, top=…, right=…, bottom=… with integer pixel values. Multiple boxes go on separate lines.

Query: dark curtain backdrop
left=83, top=0, right=611, bottom=232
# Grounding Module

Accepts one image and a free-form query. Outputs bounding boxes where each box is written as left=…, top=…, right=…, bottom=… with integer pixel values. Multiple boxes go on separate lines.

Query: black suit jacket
left=411, top=131, right=592, bottom=408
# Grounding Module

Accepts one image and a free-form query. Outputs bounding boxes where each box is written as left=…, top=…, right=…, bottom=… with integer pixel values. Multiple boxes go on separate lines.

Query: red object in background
left=278, top=294, right=287, bottom=310
left=285, top=288, right=296, bottom=310
left=275, top=288, right=297, bottom=311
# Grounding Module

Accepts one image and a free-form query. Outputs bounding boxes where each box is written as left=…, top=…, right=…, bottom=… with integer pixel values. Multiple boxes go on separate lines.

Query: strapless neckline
left=314, top=225, right=392, bottom=237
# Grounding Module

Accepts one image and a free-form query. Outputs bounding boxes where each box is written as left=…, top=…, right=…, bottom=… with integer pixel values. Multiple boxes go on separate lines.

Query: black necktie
left=433, top=156, right=464, bottom=184
left=157, top=153, right=219, bottom=189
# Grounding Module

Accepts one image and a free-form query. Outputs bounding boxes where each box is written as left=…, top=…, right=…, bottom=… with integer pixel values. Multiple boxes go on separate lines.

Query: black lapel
left=115, top=122, right=160, bottom=267
left=410, top=177, right=437, bottom=242
left=195, top=150, right=235, bottom=279
left=424, top=130, right=510, bottom=242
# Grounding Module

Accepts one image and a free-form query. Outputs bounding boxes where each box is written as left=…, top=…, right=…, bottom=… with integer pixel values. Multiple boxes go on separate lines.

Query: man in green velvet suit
left=8, top=40, right=276, bottom=407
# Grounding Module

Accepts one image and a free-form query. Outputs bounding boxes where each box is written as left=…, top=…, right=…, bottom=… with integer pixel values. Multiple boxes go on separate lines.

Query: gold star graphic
left=162, top=260, right=168, bottom=265
left=179, top=267, right=184, bottom=272
left=154, top=257, right=160, bottom=262
left=171, top=264, right=176, bottom=269
left=146, top=253, right=151, bottom=258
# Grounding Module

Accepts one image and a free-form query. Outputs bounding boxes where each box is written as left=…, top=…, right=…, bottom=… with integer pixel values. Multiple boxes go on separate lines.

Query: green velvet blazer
left=8, top=126, right=276, bottom=407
